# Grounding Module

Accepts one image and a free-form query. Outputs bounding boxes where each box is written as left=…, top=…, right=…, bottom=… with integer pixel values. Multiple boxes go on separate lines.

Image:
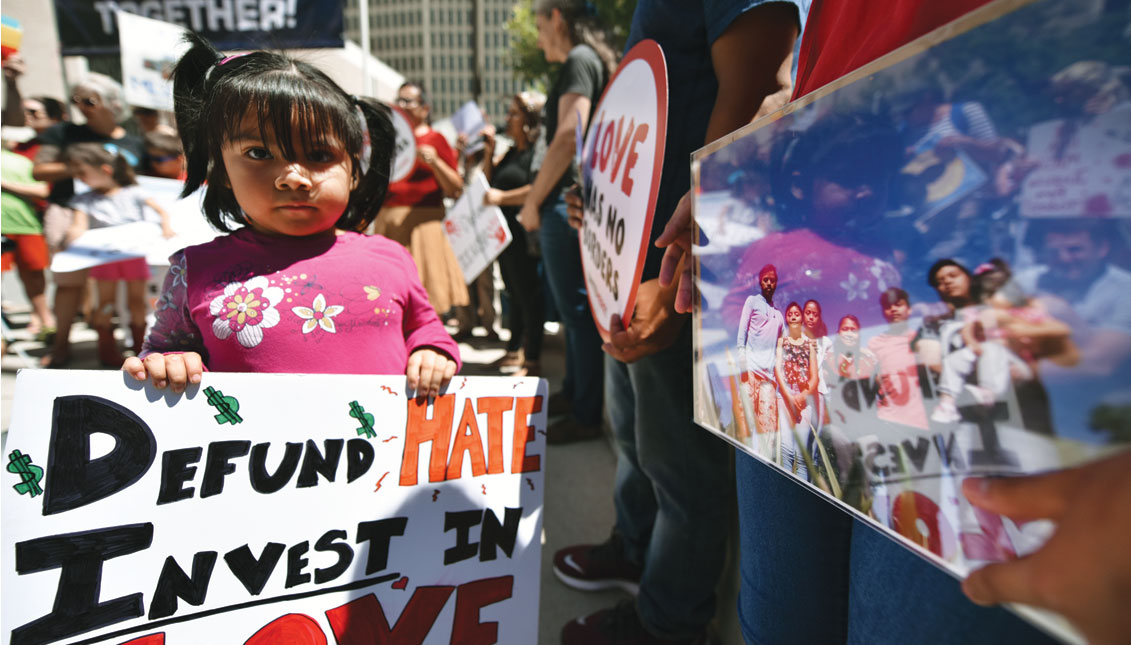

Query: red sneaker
left=560, top=600, right=705, bottom=645
left=553, top=533, right=642, bottom=595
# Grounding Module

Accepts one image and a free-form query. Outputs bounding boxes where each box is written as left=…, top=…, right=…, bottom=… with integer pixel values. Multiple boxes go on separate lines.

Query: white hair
left=73, top=73, right=129, bottom=123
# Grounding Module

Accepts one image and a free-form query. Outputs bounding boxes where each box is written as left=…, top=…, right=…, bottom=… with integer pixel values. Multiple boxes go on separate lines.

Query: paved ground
left=0, top=269, right=740, bottom=644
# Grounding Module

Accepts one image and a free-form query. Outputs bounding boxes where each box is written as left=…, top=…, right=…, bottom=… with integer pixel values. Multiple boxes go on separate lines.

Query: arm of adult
left=478, top=125, right=498, bottom=181
left=655, top=2, right=800, bottom=314
left=961, top=450, right=1131, bottom=645
left=418, top=144, right=464, bottom=199
left=32, top=142, right=72, bottom=183
left=2, top=54, right=25, bottom=127
left=0, top=178, right=49, bottom=200
left=485, top=185, right=532, bottom=208
left=517, top=92, right=590, bottom=232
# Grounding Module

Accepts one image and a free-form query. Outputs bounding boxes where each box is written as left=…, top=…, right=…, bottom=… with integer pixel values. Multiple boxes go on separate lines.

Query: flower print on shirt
left=168, top=255, right=188, bottom=289
left=292, top=293, right=344, bottom=334
left=209, top=276, right=284, bottom=348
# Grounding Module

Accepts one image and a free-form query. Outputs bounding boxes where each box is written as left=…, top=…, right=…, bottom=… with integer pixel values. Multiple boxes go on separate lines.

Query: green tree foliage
left=504, top=0, right=637, bottom=88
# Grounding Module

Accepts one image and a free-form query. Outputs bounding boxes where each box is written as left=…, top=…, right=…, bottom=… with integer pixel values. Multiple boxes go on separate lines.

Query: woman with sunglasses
left=31, top=72, right=146, bottom=368
left=373, top=82, right=469, bottom=317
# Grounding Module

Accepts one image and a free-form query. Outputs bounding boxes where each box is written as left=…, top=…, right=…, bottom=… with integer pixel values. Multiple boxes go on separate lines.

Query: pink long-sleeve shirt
left=143, top=228, right=460, bottom=375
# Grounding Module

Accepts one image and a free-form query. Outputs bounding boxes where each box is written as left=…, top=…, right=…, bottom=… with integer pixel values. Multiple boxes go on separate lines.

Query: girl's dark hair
left=534, top=0, right=618, bottom=79
left=63, top=142, right=138, bottom=187
left=171, top=31, right=395, bottom=233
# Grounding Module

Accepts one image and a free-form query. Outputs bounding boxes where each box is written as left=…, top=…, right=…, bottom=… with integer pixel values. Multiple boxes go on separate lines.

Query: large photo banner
left=54, top=0, right=344, bottom=56
left=579, top=39, right=667, bottom=339
left=691, top=0, right=1129, bottom=599
left=2, top=371, right=547, bottom=645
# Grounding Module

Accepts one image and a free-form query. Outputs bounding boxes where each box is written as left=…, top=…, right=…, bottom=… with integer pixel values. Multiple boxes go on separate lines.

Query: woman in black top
left=481, top=92, right=547, bottom=376
left=516, top=0, right=617, bottom=441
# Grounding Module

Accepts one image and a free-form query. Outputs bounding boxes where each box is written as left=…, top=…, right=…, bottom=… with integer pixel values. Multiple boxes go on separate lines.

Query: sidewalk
left=0, top=268, right=739, bottom=643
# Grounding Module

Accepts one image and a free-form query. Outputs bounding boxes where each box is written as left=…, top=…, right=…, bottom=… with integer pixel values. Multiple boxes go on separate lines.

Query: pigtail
left=342, top=97, right=396, bottom=232
left=110, top=154, right=137, bottom=187
left=171, top=32, right=222, bottom=201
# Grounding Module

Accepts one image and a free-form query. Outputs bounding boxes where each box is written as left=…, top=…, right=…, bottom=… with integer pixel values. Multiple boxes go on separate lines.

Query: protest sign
left=691, top=0, right=1128, bottom=636
left=1020, top=103, right=1131, bottom=217
left=117, top=11, right=188, bottom=111
left=443, top=172, right=511, bottom=284
left=49, top=177, right=222, bottom=273
left=450, top=102, right=487, bottom=156
left=579, top=39, right=667, bottom=339
left=390, top=106, right=417, bottom=184
left=2, top=371, right=546, bottom=645
left=55, top=0, right=343, bottom=55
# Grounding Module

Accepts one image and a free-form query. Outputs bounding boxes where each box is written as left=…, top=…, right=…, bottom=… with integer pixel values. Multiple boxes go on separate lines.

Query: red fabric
left=793, top=0, right=993, bottom=100
left=384, top=129, right=458, bottom=208
left=12, top=139, right=40, bottom=162
left=0, top=233, right=49, bottom=272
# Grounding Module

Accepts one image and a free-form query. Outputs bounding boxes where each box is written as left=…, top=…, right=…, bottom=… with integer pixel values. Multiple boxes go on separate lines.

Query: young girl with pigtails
left=123, top=32, right=460, bottom=395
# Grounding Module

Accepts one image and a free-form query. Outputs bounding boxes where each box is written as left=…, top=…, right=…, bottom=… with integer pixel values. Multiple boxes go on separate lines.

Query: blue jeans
left=607, top=324, right=734, bottom=638
left=736, top=452, right=1058, bottom=644
left=539, top=197, right=603, bottom=425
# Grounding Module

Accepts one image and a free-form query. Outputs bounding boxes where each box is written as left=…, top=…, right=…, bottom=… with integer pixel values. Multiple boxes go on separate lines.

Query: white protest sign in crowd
left=2, top=372, right=546, bottom=645
left=116, top=10, right=188, bottom=111
left=443, top=172, right=512, bottom=284
left=579, top=39, right=668, bottom=339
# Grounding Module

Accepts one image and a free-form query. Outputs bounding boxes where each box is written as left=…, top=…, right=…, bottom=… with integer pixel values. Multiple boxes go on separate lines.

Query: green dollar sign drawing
left=204, top=386, right=243, bottom=425
left=349, top=400, right=377, bottom=439
left=7, top=450, right=44, bottom=497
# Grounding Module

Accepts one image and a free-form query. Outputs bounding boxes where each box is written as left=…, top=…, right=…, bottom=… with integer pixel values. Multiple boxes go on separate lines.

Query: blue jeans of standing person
left=539, top=196, right=603, bottom=426
left=607, top=323, right=734, bottom=638
left=736, top=452, right=1059, bottom=644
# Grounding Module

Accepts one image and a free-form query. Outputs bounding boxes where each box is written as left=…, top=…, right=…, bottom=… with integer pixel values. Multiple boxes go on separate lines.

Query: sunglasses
left=395, top=97, right=420, bottom=107
left=71, top=96, right=100, bottom=108
left=149, top=152, right=181, bottom=163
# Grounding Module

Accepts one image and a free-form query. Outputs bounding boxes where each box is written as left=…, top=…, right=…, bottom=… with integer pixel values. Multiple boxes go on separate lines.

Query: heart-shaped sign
left=579, top=40, right=668, bottom=340
left=388, top=106, right=417, bottom=183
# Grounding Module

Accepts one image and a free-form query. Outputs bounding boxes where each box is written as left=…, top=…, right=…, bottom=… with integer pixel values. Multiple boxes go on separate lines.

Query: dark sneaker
left=553, top=533, right=642, bottom=594
left=545, top=416, right=602, bottom=445
left=560, top=600, right=704, bottom=645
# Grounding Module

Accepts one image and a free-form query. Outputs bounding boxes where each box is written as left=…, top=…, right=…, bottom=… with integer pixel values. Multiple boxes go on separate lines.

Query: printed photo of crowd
left=692, top=0, right=1129, bottom=566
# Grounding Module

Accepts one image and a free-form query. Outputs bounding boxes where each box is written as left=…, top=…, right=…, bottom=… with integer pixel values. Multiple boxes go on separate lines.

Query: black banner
left=55, top=0, right=344, bottom=56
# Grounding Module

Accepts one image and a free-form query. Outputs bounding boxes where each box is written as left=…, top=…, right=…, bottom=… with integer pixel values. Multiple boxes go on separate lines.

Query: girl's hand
left=122, top=352, right=204, bottom=394
left=406, top=348, right=457, bottom=399
left=161, top=223, right=176, bottom=239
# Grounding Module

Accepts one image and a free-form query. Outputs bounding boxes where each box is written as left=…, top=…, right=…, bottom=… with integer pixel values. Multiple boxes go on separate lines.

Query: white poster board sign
left=1019, top=104, right=1131, bottom=217
left=449, top=101, right=487, bottom=155
left=579, top=39, right=667, bottom=340
left=116, top=11, right=189, bottom=112
left=49, top=177, right=222, bottom=273
left=443, top=172, right=512, bottom=283
left=390, top=106, right=417, bottom=184
left=2, top=371, right=546, bottom=645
